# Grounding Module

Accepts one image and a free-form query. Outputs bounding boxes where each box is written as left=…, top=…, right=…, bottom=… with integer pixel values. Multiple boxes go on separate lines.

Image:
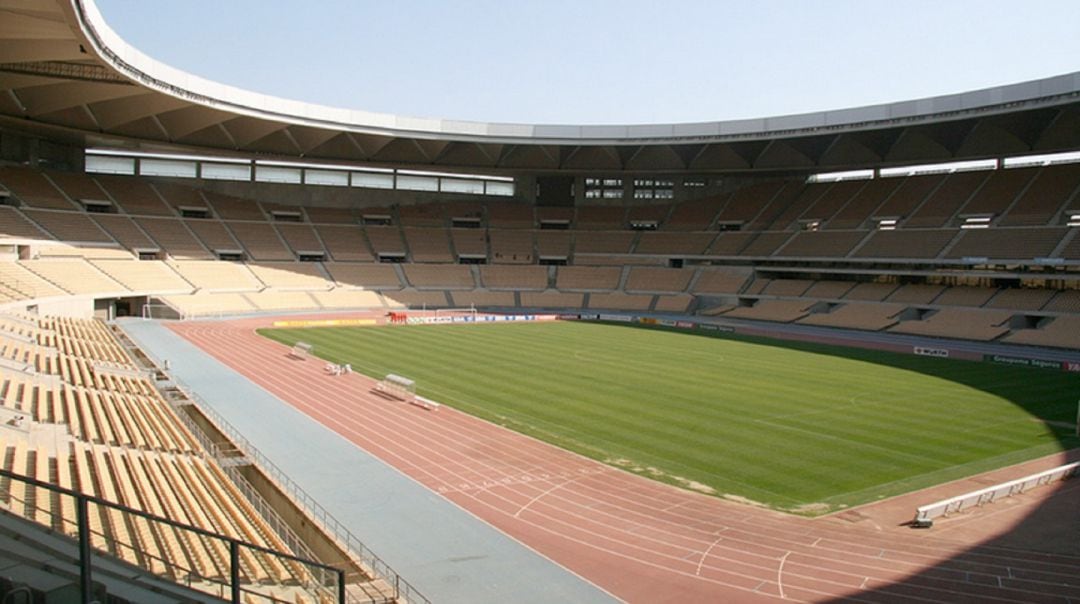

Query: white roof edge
left=74, top=0, right=1080, bottom=146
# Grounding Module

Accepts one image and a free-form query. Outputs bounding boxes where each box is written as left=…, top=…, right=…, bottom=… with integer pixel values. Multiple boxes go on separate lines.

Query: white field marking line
left=271, top=323, right=810, bottom=504
left=190, top=326, right=989, bottom=596
left=468, top=475, right=904, bottom=585
left=212, top=330, right=811, bottom=579
left=496, top=498, right=929, bottom=604
left=231, top=330, right=656, bottom=512
left=190, top=330, right=738, bottom=604
left=208, top=325, right=1025, bottom=586
left=813, top=440, right=1077, bottom=507
left=777, top=551, right=790, bottom=600
left=348, top=324, right=976, bottom=510
left=185, top=325, right=629, bottom=604
left=234, top=324, right=1071, bottom=574
left=751, top=416, right=941, bottom=466
left=695, top=535, right=726, bottom=576
left=214, top=328, right=950, bottom=583
left=514, top=474, right=594, bottom=518
left=252, top=326, right=799, bottom=509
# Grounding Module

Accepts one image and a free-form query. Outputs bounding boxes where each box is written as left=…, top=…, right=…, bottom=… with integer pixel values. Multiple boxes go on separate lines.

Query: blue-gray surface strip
left=118, top=320, right=616, bottom=604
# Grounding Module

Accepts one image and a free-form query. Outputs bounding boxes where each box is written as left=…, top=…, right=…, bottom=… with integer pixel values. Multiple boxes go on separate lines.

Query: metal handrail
left=0, top=468, right=348, bottom=604
left=164, top=375, right=431, bottom=604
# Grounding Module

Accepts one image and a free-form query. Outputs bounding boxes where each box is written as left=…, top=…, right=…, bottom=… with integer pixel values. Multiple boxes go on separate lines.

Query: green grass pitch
left=259, top=321, right=1080, bottom=514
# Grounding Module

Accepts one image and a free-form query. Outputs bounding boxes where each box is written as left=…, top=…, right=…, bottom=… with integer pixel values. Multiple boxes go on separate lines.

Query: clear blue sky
left=95, top=0, right=1080, bottom=125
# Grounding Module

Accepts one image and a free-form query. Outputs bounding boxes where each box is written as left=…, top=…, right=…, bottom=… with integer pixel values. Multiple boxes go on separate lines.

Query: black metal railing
left=0, top=468, right=350, bottom=604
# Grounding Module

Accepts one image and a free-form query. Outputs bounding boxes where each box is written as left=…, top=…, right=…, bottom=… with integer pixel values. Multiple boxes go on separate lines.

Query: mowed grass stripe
left=259, top=321, right=1080, bottom=514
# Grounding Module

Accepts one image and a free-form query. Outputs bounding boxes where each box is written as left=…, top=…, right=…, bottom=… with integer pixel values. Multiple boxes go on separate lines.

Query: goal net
left=434, top=307, right=478, bottom=320
left=141, top=302, right=182, bottom=320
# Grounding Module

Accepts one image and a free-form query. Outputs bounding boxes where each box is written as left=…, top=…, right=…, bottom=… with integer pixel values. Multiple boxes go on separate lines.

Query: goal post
left=141, top=302, right=182, bottom=321
left=434, top=306, right=478, bottom=320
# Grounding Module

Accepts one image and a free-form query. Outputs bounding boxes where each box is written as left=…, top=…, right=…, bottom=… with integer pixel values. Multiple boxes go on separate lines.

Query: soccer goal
left=289, top=342, right=313, bottom=360
left=141, top=302, right=182, bottom=320
left=434, top=306, right=478, bottom=321
left=374, top=373, right=417, bottom=403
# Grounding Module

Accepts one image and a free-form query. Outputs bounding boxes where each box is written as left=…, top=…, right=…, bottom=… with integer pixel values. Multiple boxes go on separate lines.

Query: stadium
left=0, top=1, right=1079, bottom=602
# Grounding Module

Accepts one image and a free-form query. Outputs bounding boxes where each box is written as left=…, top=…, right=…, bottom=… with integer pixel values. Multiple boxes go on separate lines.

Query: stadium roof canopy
left=2, top=0, right=1079, bottom=175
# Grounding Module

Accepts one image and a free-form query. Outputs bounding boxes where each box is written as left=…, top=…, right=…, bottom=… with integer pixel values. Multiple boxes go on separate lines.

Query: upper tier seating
left=587, top=292, right=653, bottom=311
left=624, top=267, right=692, bottom=293
left=1003, top=315, right=1080, bottom=349
left=479, top=266, right=548, bottom=290
left=489, top=230, right=533, bottom=263
left=536, top=231, right=571, bottom=258
left=324, top=263, right=402, bottom=289
left=663, top=197, right=725, bottom=230
left=872, top=174, right=944, bottom=219
left=153, top=182, right=208, bottom=213
left=889, top=308, right=1012, bottom=341
left=135, top=218, right=213, bottom=259
left=168, top=261, right=262, bottom=291
left=905, top=171, right=987, bottom=227
left=722, top=299, right=816, bottom=322
left=46, top=172, right=108, bottom=206
left=402, top=265, right=475, bottom=289
left=556, top=266, right=621, bottom=290
left=853, top=229, right=956, bottom=259
left=955, top=167, right=1035, bottom=218
left=224, top=222, right=293, bottom=260
left=94, top=175, right=174, bottom=216
left=487, top=203, right=534, bottom=229
left=403, top=227, right=453, bottom=262
left=826, top=178, right=902, bottom=229
left=398, top=203, right=444, bottom=227
left=449, top=290, right=516, bottom=308
left=575, top=206, right=626, bottom=229
left=185, top=218, right=243, bottom=253
left=797, top=302, right=904, bottom=331
left=90, top=215, right=158, bottom=250
left=275, top=223, right=325, bottom=255
left=519, top=290, right=585, bottom=308
left=21, top=259, right=127, bottom=295
left=691, top=268, right=750, bottom=295
left=635, top=232, right=715, bottom=255
left=247, top=262, right=331, bottom=290
left=943, top=227, right=1066, bottom=260
left=0, top=206, right=50, bottom=240
left=23, top=209, right=114, bottom=243
left=91, top=260, right=191, bottom=292
left=313, top=224, right=374, bottom=261
left=0, top=166, right=77, bottom=209
left=573, top=231, right=635, bottom=254
left=999, top=163, right=1080, bottom=225
left=450, top=228, right=488, bottom=258
left=775, top=230, right=866, bottom=258
left=203, top=192, right=265, bottom=220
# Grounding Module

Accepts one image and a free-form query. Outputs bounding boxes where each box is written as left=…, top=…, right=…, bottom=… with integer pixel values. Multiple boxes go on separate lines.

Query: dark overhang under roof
left=1, top=0, right=1078, bottom=175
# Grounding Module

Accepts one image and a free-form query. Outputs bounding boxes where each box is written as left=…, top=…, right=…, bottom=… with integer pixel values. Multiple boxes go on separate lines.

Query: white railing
left=914, top=461, right=1079, bottom=526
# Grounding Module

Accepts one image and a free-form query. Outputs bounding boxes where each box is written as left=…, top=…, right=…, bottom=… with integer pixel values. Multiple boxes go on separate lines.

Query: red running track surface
left=171, top=315, right=1080, bottom=604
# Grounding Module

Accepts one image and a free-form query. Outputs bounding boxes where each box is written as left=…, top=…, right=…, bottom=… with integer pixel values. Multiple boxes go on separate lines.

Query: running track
left=171, top=316, right=1080, bottom=603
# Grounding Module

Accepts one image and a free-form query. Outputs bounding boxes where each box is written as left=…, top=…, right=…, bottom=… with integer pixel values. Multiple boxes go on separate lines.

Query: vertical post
left=230, top=540, right=241, bottom=603
left=337, top=569, right=346, bottom=604
left=76, top=497, right=93, bottom=604
left=1075, top=398, right=1079, bottom=437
